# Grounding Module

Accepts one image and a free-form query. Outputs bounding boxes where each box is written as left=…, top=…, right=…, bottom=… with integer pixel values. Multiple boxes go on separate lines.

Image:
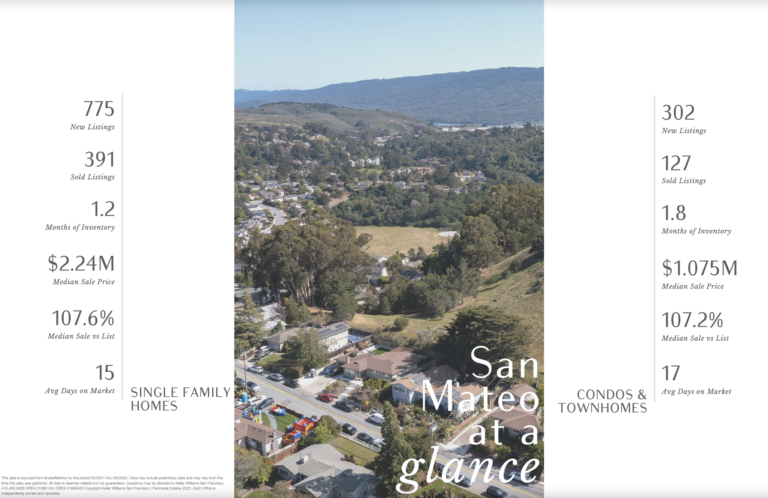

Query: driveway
left=297, top=372, right=345, bottom=394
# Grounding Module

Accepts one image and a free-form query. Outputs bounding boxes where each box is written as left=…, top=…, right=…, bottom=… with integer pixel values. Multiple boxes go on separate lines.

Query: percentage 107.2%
left=662, top=312, right=723, bottom=328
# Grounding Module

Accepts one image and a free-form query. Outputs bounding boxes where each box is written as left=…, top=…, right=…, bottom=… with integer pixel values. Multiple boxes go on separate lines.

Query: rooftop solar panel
left=412, top=374, right=428, bottom=385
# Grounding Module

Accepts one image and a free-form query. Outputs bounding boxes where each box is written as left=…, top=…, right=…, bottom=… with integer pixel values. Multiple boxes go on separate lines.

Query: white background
left=0, top=1, right=234, bottom=495
left=546, top=1, right=768, bottom=497
left=3, top=1, right=768, bottom=497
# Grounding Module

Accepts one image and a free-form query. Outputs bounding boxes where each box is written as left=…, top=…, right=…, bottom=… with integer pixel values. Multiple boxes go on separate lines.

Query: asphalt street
left=234, top=363, right=544, bottom=498
left=256, top=203, right=287, bottom=228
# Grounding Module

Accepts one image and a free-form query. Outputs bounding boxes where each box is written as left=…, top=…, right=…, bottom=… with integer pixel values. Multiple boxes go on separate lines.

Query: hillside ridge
left=235, top=67, right=543, bottom=125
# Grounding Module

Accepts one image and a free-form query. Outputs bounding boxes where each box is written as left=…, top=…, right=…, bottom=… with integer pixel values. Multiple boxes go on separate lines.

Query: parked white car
left=512, top=472, right=536, bottom=483
left=249, top=395, right=265, bottom=406
left=247, top=366, right=263, bottom=373
left=367, top=413, right=385, bottom=425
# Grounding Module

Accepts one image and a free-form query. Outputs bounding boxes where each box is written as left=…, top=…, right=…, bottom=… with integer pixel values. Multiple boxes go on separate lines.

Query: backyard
left=329, top=437, right=378, bottom=470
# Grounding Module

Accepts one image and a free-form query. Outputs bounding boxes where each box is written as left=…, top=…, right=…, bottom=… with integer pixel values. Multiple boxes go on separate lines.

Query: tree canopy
left=373, top=402, right=416, bottom=497
left=441, top=306, right=530, bottom=379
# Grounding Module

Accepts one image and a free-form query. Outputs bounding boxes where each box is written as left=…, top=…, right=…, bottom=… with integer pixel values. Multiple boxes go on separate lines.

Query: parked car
left=284, top=379, right=300, bottom=388
left=341, top=423, right=357, bottom=435
left=249, top=395, right=265, bottom=406
left=235, top=378, right=245, bottom=386
left=512, top=472, right=535, bottom=483
left=356, top=433, right=375, bottom=444
left=246, top=381, right=258, bottom=389
left=247, top=387, right=261, bottom=396
left=367, top=413, right=385, bottom=425
left=373, top=437, right=384, bottom=448
left=259, top=398, right=275, bottom=409
left=456, top=475, right=472, bottom=487
left=335, top=401, right=353, bottom=412
left=267, top=373, right=284, bottom=381
left=247, top=366, right=263, bottom=373
left=317, top=393, right=334, bottom=403
left=486, top=486, right=508, bottom=498
left=335, top=400, right=361, bottom=412
left=435, top=463, right=445, bottom=474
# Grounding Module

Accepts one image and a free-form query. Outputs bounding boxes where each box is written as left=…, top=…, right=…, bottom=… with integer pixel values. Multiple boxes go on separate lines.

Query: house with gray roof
left=273, top=444, right=376, bottom=498
left=234, top=409, right=284, bottom=456
left=399, top=269, right=422, bottom=281
left=265, top=322, right=351, bottom=352
left=264, top=327, right=301, bottom=351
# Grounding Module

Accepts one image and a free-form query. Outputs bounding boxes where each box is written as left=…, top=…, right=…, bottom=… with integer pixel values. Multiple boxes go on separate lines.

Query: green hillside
left=235, top=102, right=430, bottom=132
left=348, top=249, right=544, bottom=368
left=235, top=67, right=544, bottom=125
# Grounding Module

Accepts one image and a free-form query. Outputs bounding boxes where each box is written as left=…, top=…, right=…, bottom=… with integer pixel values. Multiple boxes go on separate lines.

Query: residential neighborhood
left=232, top=297, right=544, bottom=498
left=233, top=93, right=544, bottom=498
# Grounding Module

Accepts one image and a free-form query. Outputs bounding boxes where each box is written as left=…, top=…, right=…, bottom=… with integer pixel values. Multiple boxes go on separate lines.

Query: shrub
left=364, top=378, right=390, bottom=391
left=393, top=317, right=410, bottom=331
left=475, top=444, right=492, bottom=456
left=497, top=445, right=512, bottom=461
left=502, top=270, right=512, bottom=279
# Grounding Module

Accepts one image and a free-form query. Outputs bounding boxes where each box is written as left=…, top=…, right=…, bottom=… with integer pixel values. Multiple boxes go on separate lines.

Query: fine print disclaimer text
left=0, top=475, right=225, bottom=495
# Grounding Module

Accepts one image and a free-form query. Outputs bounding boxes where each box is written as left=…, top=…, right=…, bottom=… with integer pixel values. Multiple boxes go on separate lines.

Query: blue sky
left=235, top=0, right=543, bottom=90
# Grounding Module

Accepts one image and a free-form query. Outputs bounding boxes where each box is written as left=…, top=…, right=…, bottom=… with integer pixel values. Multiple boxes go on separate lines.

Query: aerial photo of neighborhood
left=233, top=3, right=544, bottom=498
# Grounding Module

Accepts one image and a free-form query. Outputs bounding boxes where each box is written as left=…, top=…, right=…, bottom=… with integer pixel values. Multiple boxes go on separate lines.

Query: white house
left=391, top=365, right=485, bottom=416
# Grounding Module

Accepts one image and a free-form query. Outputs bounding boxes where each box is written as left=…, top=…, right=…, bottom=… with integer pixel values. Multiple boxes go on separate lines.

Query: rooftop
left=317, top=322, right=350, bottom=340
left=234, top=409, right=284, bottom=444
left=492, top=405, right=544, bottom=434
left=264, top=327, right=300, bottom=344
left=337, top=347, right=422, bottom=376
left=275, top=444, right=369, bottom=476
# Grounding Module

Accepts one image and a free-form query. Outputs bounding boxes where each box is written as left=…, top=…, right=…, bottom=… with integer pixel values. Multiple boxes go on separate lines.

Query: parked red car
left=317, top=393, right=334, bottom=403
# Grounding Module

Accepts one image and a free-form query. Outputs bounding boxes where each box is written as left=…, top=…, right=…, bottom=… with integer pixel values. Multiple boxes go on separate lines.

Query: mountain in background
left=235, top=102, right=430, bottom=132
left=235, top=67, right=543, bottom=125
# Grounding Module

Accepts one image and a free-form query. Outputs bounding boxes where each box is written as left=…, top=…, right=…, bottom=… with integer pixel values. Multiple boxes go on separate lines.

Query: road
left=235, top=364, right=380, bottom=439
left=234, top=363, right=544, bottom=498
left=255, top=203, right=287, bottom=227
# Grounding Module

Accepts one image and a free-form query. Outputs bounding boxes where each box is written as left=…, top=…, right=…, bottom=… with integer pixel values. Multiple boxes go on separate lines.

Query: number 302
left=662, top=104, right=694, bottom=121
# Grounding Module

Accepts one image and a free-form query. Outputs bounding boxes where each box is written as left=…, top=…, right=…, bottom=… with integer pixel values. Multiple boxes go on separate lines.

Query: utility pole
left=430, top=414, right=437, bottom=446
left=241, top=348, right=248, bottom=393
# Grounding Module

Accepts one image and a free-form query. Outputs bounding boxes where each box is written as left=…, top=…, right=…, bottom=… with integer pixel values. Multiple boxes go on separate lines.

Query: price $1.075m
left=662, top=259, right=737, bottom=277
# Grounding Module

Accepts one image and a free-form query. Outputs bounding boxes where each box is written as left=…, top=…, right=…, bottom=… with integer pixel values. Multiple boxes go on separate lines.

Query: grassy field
left=348, top=249, right=544, bottom=370
left=356, top=167, right=383, bottom=177
left=415, top=480, right=479, bottom=497
left=257, top=414, right=271, bottom=428
left=330, top=437, right=378, bottom=469
left=257, top=353, right=308, bottom=379
left=257, top=354, right=282, bottom=366
left=355, top=226, right=447, bottom=257
left=271, top=409, right=303, bottom=432
left=244, top=491, right=271, bottom=498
